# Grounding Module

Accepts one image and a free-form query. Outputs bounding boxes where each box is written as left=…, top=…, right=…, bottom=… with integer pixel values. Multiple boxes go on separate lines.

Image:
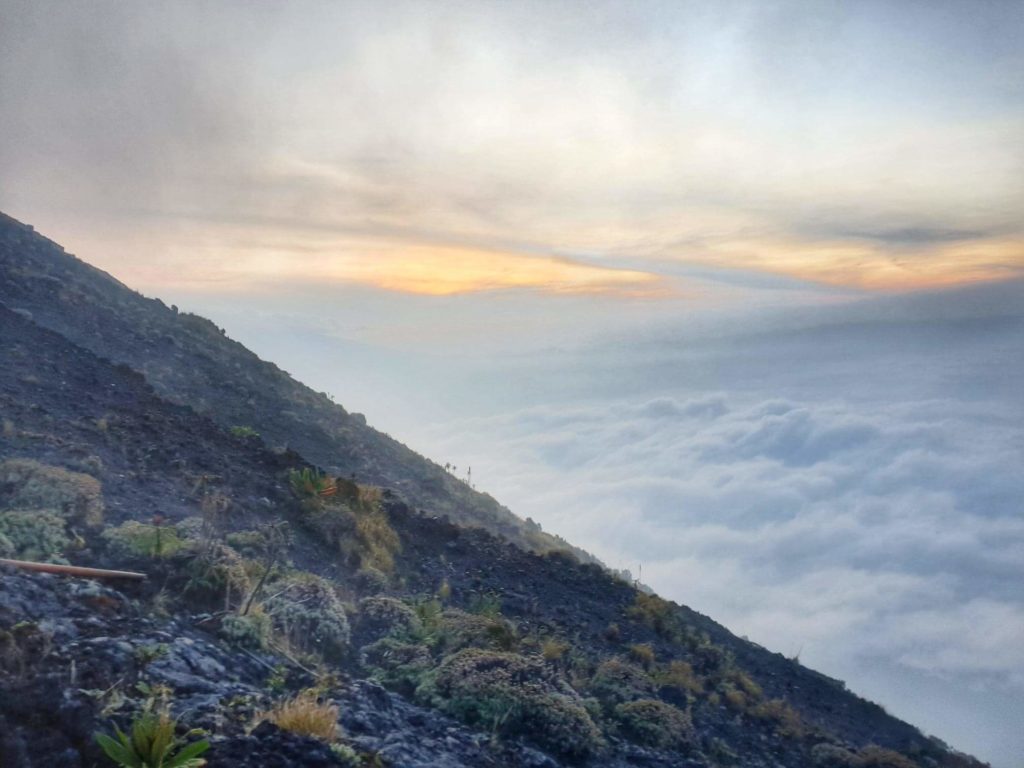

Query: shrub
left=353, top=508, right=401, bottom=573
left=359, top=637, right=432, bottom=694
left=729, top=669, right=764, bottom=700
left=0, top=509, right=70, bottom=562
left=219, top=609, right=272, bottom=650
left=541, top=638, right=569, bottom=662
left=750, top=698, right=805, bottom=738
left=261, top=691, right=339, bottom=742
left=614, top=699, right=694, bottom=750
left=438, top=609, right=517, bottom=653
left=229, top=425, right=259, bottom=439
left=354, top=566, right=389, bottom=594
left=626, top=592, right=678, bottom=638
left=589, top=658, right=656, bottom=707
left=0, top=458, right=104, bottom=527
left=858, top=745, right=920, bottom=768
left=424, top=649, right=603, bottom=758
left=811, top=743, right=861, bottom=767
left=94, top=710, right=209, bottom=768
left=263, top=574, right=350, bottom=660
left=182, top=544, right=255, bottom=606
left=628, top=643, right=656, bottom=669
left=353, top=596, right=421, bottom=647
left=102, top=520, right=186, bottom=559
left=305, top=501, right=401, bottom=575
left=656, top=660, right=704, bottom=696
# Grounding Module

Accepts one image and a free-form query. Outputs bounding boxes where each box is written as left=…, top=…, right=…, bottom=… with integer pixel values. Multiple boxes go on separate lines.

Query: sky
left=1, top=1, right=1023, bottom=765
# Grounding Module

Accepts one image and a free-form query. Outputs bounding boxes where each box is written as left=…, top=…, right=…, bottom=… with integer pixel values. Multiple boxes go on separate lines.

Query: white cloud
left=421, top=388, right=1024, bottom=762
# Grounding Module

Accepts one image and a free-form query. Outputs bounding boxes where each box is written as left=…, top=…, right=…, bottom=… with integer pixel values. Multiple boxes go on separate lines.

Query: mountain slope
left=0, top=215, right=987, bottom=768
left=0, top=212, right=588, bottom=561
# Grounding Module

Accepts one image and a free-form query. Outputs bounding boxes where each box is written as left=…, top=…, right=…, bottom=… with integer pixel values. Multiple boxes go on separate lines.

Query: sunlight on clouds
left=692, top=236, right=1024, bottom=291
left=322, top=244, right=666, bottom=296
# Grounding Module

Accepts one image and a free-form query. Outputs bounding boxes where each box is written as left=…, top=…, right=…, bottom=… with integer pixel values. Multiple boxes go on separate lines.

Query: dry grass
left=260, top=691, right=339, bottom=742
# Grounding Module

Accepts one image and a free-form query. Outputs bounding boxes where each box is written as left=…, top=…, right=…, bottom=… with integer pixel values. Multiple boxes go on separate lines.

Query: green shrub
left=229, top=425, right=259, bottom=439
left=353, top=565, right=389, bottom=594
left=750, top=698, right=805, bottom=738
left=424, top=649, right=603, bottom=758
left=812, top=743, right=861, bottom=767
left=857, top=745, right=920, bottom=768
left=614, top=699, right=694, bottom=750
left=0, top=458, right=104, bottom=527
left=182, top=544, right=255, bottom=606
left=655, top=660, right=704, bottom=696
left=627, top=643, right=656, bottom=669
left=438, top=609, right=517, bottom=653
left=541, top=638, right=569, bottom=662
left=589, top=658, right=656, bottom=707
left=353, top=596, right=421, bottom=647
left=264, top=574, right=350, bottom=659
left=94, top=710, right=209, bottom=768
left=0, top=509, right=70, bottom=562
left=220, top=609, right=272, bottom=650
left=626, top=592, right=678, bottom=638
left=102, top=521, right=186, bottom=559
left=360, top=637, right=432, bottom=694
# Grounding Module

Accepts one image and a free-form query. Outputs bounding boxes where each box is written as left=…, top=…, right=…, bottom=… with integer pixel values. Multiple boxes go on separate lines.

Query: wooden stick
left=0, top=558, right=146, bottom=581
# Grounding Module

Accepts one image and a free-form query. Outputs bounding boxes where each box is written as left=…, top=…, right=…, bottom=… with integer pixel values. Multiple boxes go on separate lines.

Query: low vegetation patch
left=422, top=649, right=604, bottom=759
left=614, top=698, right=695, bottom=750
left=259, top=690, right=339, bottom=742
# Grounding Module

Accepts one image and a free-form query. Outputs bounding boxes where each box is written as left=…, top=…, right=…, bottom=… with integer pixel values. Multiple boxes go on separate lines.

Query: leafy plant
left=288, top=468, right=336, bottom=499
left=95, top=711, right=209, bottom=767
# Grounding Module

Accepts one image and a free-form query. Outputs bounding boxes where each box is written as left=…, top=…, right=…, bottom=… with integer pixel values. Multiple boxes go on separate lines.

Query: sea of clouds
left=408, top=292, right=1024, bottom=766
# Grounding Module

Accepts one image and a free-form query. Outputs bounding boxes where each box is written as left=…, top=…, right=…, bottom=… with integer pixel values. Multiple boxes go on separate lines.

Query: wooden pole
left=0, top=558, right=146, bottom=581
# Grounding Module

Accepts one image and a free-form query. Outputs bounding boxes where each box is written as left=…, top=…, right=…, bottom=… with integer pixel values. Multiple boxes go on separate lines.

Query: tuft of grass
left=260, top=691, right=339, bottom=742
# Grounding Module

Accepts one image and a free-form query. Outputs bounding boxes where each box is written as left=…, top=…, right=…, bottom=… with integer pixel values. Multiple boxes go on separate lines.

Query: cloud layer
left=2, top=0, right=1022, bottom=293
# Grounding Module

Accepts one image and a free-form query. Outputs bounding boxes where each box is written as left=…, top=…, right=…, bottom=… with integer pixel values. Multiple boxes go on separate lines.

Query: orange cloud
left=320, top=244, right=665, bottom=296
left=695, top=236, right=1024, bottom=292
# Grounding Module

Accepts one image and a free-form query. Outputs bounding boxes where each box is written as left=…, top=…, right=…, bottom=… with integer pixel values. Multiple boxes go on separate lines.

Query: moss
left=423, top=649, right=604, bottom=759
left=0, top=458, right=103, bottom=527
left=264, top=573, right=350, bottom=660
left=0, top=509, right=70, bottom=562
left=589, top=658, right=656, bottom=707
left=615, top=699, right=695, bottom=750
left=353, top=596, right=421, bottom=647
